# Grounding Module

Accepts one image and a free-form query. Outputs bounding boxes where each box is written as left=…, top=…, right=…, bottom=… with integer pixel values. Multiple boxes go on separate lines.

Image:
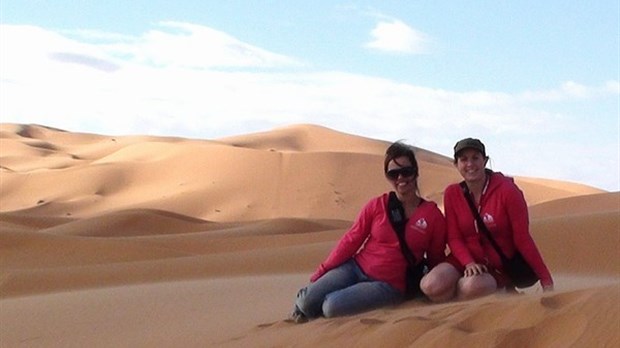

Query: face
left=386, top=156, right=417, bottom=196
left=455, top=149, right=487, bottom=182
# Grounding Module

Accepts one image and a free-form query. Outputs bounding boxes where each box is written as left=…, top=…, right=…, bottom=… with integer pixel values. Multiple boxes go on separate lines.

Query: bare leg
left=456, top=273, right=497, bottom=300
left=420, top=262, right=461, bottom=302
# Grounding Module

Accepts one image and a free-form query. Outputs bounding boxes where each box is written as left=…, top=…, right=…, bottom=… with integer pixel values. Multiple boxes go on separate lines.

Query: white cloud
left=0, top=23, right=617, bottom=191
left=519, top=80, right=620, bottom=102
left=103, top=21, right=302, bottom=69
left=364, top=19, right=430, bottom=54
left=0, top=22, right=301, bottom=71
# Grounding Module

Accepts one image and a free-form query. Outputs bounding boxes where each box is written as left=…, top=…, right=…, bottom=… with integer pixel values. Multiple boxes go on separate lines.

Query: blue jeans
left=295, top=259, right=404, bottom=318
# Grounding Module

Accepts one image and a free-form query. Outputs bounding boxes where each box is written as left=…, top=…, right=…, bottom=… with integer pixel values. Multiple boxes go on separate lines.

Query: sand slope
left=0, top=123, right=617, bottom=347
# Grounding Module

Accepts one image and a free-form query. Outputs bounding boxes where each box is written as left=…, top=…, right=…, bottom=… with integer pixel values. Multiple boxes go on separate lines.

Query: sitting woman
left=421, top=138, right=554, bottom=302
left=289, top=141, right=446, bottom=322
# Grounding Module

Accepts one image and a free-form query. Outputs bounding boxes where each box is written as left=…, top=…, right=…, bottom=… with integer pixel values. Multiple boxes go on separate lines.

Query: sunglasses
left=386, top=166, right=416, bottom=180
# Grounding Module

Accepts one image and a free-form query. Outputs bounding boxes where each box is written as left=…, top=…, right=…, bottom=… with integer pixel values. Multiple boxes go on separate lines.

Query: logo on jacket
left=411, top=218, right=428, bottom=233
left=483, top=213, right=495, bottom=226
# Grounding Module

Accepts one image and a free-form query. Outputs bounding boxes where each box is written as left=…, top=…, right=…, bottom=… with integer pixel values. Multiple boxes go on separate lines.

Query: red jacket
left=444, top=171, right=553, bottom=287
left=311, top=192, right=447, bottom=293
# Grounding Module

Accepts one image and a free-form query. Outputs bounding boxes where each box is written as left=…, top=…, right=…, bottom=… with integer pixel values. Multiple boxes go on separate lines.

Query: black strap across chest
left=387, top=191, right=417, bottom=266
left=459, top=181, right=509, bottom=262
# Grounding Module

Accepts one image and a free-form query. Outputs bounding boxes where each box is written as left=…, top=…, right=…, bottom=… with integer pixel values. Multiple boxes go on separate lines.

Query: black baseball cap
left=454, top=138, right=486, bottom=157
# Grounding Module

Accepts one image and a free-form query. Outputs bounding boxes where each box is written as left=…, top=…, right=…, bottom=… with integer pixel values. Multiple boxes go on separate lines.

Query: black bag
left=387, top=192, right=426, bottom=299
left=404, top=262, right=426, bottom=299
left=502, top=251, right=538, bottom=288
left=459, top=182, right=539, bottom=289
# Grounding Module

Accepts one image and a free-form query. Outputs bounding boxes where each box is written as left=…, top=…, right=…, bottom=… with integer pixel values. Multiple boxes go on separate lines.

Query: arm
left=445, top=186, right=476, bottom=267
left=505, top=185, right=554, bottom=290
left=310, top=198, right=375, bottom=282
left=426, top=207, right=447, bottom=269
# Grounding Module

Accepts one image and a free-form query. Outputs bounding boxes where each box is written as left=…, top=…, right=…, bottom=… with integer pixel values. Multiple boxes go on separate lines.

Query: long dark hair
left=384, top=141, right=419, bottom=180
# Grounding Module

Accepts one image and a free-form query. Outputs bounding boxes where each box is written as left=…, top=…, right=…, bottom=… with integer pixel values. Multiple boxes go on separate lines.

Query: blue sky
left=1, top=1, right=619, bottom=191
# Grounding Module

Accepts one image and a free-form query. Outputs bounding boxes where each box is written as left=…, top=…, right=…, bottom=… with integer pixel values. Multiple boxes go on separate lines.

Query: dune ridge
left=1, top=123, right=617, bottom=347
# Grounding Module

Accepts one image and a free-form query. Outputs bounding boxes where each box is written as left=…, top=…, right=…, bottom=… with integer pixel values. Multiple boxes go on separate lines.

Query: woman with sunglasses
left=419, top=138, right=554, bottom=302
left=289, top=141, right=447, bottom=322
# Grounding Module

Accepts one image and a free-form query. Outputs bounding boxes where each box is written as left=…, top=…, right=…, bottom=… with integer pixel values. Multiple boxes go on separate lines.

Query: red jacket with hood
left=310, top=192, right=446, bottom=293
left=444, top=171, right=553, bottom=287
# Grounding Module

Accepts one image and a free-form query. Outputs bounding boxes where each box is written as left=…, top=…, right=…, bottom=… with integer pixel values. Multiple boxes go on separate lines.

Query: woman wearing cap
left=288, top=141, right=447, bottom=322
left=420, top=138, right=553, bottom=301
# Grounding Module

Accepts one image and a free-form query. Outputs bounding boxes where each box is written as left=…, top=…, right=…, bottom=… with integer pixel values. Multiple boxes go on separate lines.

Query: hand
left=464, top=262, right=488, bottom=277
left=309, top=265, right=327, bottom=282
left=309, top=271, right=321, bottom=283
left=542, top=283, right=554, bottom=292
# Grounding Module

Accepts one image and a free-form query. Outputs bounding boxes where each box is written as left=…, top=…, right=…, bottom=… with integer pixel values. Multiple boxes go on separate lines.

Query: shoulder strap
left=387, top=192, right=417, bottom=266
left=459, top=182, right=509, bottom=262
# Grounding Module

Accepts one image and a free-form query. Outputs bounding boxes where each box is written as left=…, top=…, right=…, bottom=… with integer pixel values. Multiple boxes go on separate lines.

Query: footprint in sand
left=539, top=290, right=586, bottom=310
left=257, top=321, right=278, bottom=328
left=539, top=296, right=563, bottom=309
left=360, top=318, right=385, bottom=325
left=394, top=315, right=432, bottom=324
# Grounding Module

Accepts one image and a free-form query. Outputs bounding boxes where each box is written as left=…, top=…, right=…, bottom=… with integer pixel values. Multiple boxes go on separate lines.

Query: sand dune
left=0, top=123, right=617, bottom=347
left=225, top=282, right=619, bottom=348
left=529, top=191, right=619, bottom=218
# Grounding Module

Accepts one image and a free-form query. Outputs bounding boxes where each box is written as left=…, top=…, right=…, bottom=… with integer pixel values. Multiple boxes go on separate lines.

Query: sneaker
left=286, top=307, right=308, bottom=324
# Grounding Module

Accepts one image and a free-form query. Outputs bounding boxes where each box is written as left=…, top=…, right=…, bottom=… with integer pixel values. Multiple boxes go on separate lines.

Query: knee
left=457, top=276, right=496, bottom=300
left=420, top=273, right=443, bottom=295
left=321, top=297, right=341, bottom=318
left=457, top=280, right=481, bottom=300
left=421, top=274, right=455, bottom=302
left=321, top=301, right=334, bottom=318
left=420, top=265, right=459, bottom=299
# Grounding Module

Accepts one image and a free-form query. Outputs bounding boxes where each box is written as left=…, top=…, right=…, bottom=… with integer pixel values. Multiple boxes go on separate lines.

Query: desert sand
left=0, top=123, right=618, bottom=347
